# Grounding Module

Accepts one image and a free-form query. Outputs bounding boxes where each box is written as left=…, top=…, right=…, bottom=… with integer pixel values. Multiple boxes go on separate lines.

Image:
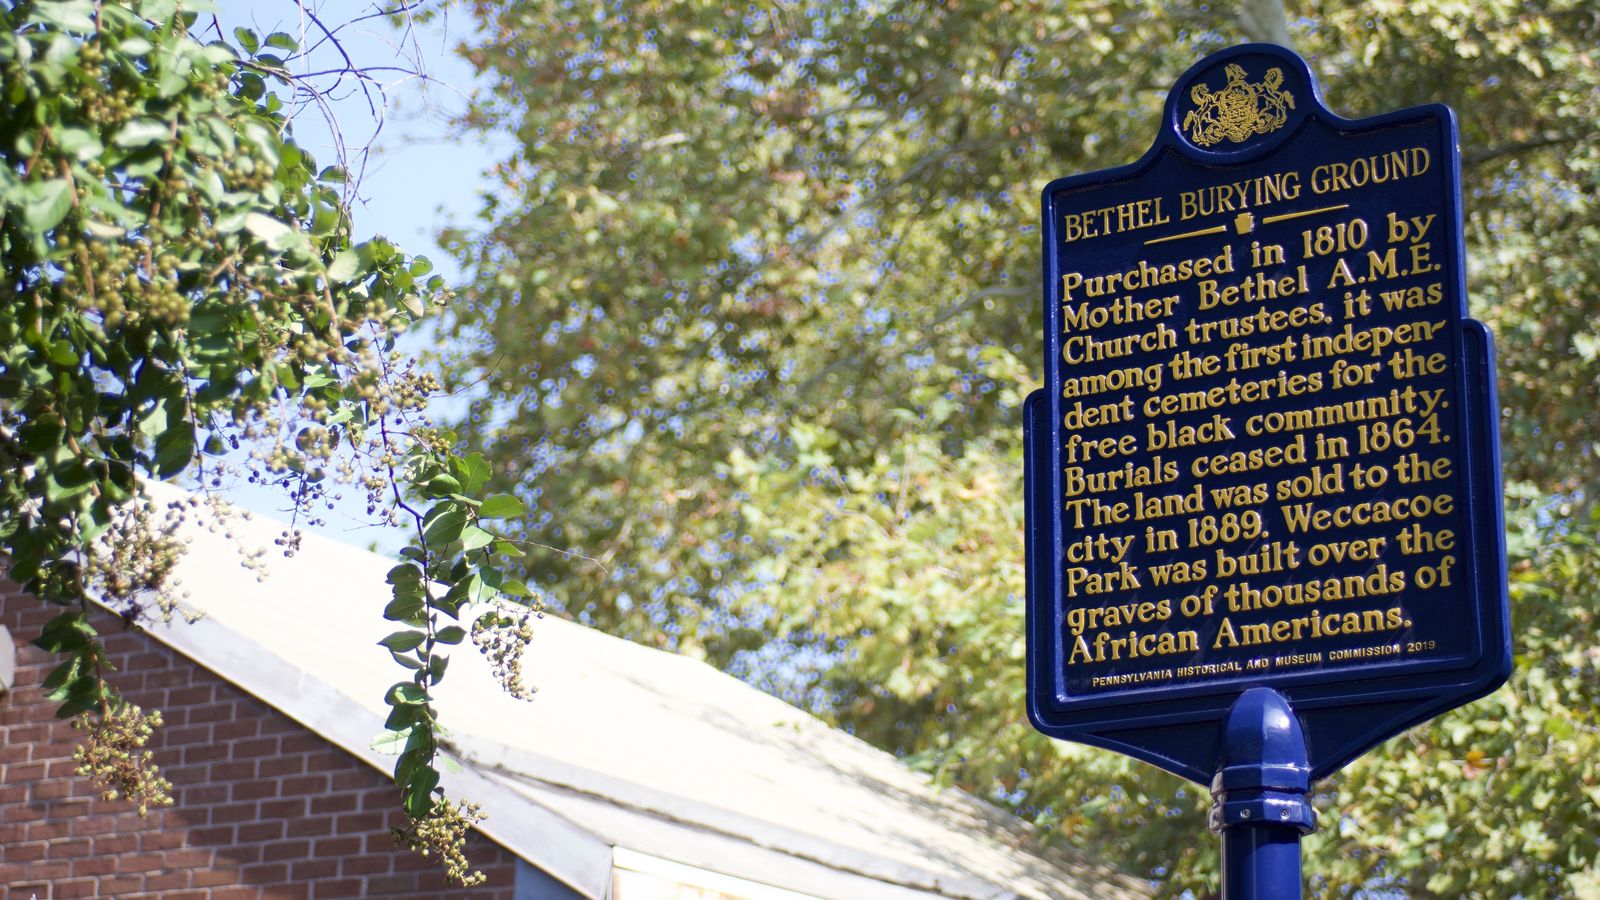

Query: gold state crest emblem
left=1183, top=63, right=1294, bottom=147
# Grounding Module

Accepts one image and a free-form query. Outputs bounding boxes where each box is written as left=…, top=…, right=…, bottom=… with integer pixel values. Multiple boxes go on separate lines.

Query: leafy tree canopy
left=0, top=0, right=544, bottom=882
left=445, top=0, right=1600, bottom=895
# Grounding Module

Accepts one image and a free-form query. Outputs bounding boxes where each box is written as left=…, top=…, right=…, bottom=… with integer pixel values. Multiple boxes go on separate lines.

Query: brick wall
left=0, top=584, right=522, bottom=899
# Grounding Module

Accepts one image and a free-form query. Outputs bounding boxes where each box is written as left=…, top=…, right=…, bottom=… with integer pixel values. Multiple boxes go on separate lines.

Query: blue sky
left=210, top=2, right=508, bottom=552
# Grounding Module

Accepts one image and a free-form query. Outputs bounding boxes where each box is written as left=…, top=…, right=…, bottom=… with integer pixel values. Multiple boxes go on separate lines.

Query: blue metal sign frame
left=1024, top=44, right=1512, bottom=789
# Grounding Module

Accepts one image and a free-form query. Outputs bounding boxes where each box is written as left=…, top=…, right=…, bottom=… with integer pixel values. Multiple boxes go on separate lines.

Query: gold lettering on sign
left=1055, top=151, right=1467, bottom=689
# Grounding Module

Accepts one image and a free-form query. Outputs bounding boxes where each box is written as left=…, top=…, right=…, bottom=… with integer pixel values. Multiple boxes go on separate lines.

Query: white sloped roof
left=132, top=485, right=1148, bottom=899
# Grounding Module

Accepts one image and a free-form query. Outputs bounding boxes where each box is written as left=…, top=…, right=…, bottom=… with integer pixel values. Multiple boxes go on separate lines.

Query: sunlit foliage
left=447, top=1, right=1600, bottom=894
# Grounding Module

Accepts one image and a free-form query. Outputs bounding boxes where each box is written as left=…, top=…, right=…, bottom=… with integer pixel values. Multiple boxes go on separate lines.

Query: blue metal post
left=1209, top=688, right=1316, bottom=900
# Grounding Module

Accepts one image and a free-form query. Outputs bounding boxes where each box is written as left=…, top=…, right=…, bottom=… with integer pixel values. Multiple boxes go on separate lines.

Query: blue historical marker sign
left=1024, top=44, right=1511, bottom=787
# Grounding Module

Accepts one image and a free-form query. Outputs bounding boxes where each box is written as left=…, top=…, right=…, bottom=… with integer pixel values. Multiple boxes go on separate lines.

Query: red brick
left=295, top=815, right=335, bottom=838
left=184, top=782, right=230, bottom=805
left=262, top=839, right=311, bottom=862
left=190, top=700, right=241, bottom=724
left=311, top=878, right=366, bottom=898
left=209, top=803, right=258, bottom=825
left=139, top=826, right=186, bottom=850
left=46, top=838, right=91, bottom=858
left=117, top=851, right=167, bottom=873
left=335, top=812, right=384, bottom=834
left=221, top=842, right=264, bottom=864
left=214, top=718, right=261, bottom=741
left=92, top=834, right=138, bottom=854
left=4, top=841, right=46, bottom=863
left=25, top=859, right=72, bottom=880
left=25, top=819, right=70, bottom=841
left=1, top=592, right=519, bottom=900
left=341, top=853, right=393, bottom=876
left=310, top=793, right=359, bottom=815
left=238, top=820, right=287, bottom=842
left=145, top=668, right=194, bottom=690
left=165, top=724, right=215, bottom=745
left=73, top=852, right=118, bottom=876
left=258, top=715, right=302, bottom=735
left=194, top=866, right=243, bottom=887
left=231, top=779, right=280, bottom=802
left=165, top=762, right=208, bottom=785
left=166, top=685, right=215, bottom=705
left=144, top=869, right=193, bottom=890
left=281, top=773, right=330, bottom=795
left=260, top=797, right=307, bottom=820
left=182, top=741, right=233, bottom=764
left=48, top=798, right=90, bottom=818
left=315, top=836, right=363, bottom=856
left=328, top=771, right=371, bottom=791
left=255, top=753, right=302, bottom=776
left=243, top=861, right=290, bottom=883
left=210, top=759, right=258, bottom=781
left=187, top=824, right=235, bottom=845
left=279, top=733, right=325, bottom=754
left=69, top=813, right=118, bottom=837
left=9, top=762, right=46, bottom=781
left=165, top=847, right=213, bottom=868
left=4, top=802, right=44, bottom=823
left=292, top=857, right=342, bottom=880
left=53, top=877, right=102, bottom=898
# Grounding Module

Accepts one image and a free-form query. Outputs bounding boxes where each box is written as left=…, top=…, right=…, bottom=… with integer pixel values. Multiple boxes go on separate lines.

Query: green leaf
left=379, top=630, right=426, bottom=652
left=422, top=503, right=467, bottom=548
left=40, top=657, right=84, bottom=694
left=423, top=473, right=463, bottom=497
left=55, top=127, right=102, bottom=160
left=435, top=625, right=466, bottom=645
left=459, top=526, right=494, bottom=552
left=451, top=452, right=492, bottom=494
left=387, top=682, right=428, bottom=706
left=370, top=727, right=416, bottom=755
left=47, top=339, right=78, bottom=367
left=233, top=26, right=260, bottom=54
left=153, top=420, right=195, bottom=478
left=264, top=31, right=298, bottom=52
left=402, top=768, right=440, bottom=817
left=23, top=180, right=73, bottom=232
left=112, top=118, right=170, bottom=149
left=243, top=212, right=292, bottom=244
left=389, top=650, right=424, bottom=670
left=327, top=248, right=364, bottom=282
left=386, top=563, right=423, bottom=585
left=427, top=653, right=450, bottom=684
left=141, top=0, right=178, bottom=23
left=478, top=494, right=527, bottom=519
left=28, top=1, right=96, bottom=31
left=34, top=612, right=96, bottom=653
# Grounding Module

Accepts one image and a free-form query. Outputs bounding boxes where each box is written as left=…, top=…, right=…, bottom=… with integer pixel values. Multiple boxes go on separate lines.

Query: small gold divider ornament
left=1261, top=204, right=1351, bottom=225
left=1142, top=204, right=1350, bottom=246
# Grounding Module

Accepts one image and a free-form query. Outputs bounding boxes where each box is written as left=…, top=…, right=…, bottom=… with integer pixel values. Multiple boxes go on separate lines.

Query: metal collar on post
left=1210, top=688, right=1316, bottom=899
